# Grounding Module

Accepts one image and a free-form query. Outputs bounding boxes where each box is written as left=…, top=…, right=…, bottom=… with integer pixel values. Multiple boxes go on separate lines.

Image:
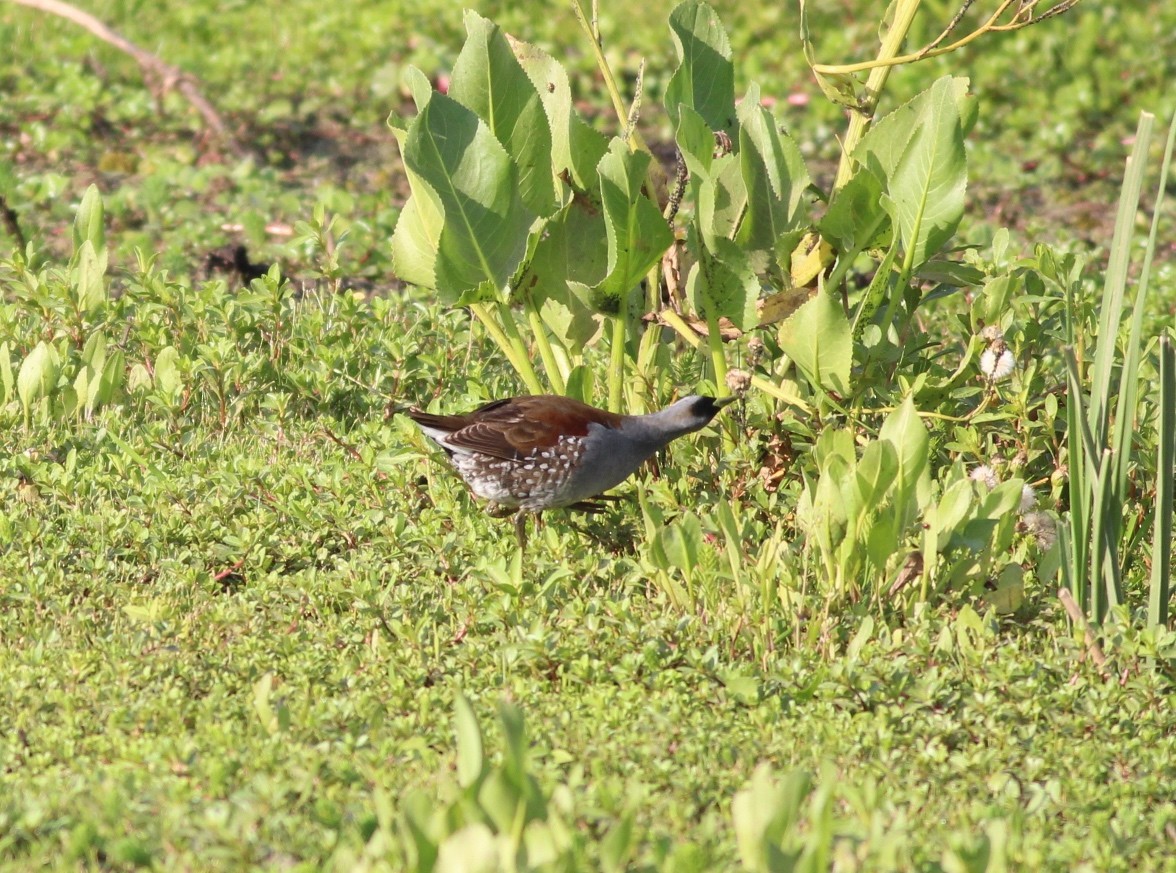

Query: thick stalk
left=705, top=310, right=729, bottom=396
left=704, top=309, right=734, bottom=452
left=524, top=301, right=567, bottom=395
left=607, top=311, right=626, bottom=413
left=832, top=0, right=923, bottom=192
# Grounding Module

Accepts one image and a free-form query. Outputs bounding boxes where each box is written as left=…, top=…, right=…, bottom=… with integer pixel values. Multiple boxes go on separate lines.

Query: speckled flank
left=451, top=435, right=587, bottom=509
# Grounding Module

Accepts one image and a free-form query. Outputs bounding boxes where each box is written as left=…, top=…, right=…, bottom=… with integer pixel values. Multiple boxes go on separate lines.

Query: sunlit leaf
left=665, top=0, right=736, bottom=135
left=450, top=11, right=558, bottom=216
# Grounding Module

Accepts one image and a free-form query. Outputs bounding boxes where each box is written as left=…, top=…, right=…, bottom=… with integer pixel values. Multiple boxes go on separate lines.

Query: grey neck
left=617, top=406, right=708, bottom=452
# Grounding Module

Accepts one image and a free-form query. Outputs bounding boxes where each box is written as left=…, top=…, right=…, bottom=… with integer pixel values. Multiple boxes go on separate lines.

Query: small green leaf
left=96, top=349, right=123, bottom=409
left=75, top=240, right=107, bottom=314
left=73, top=184, right=105, bottom=254
left=933, top=478, right=976, bottom=542
left=777, top=290, right=851, bottom=394
left=601, top=812, right=635, bottom=873
left=17, top=341, right=59, bottom=416
left=496, top=699, right=527, bottom=784
left=879, top=396, right=932, bottom=525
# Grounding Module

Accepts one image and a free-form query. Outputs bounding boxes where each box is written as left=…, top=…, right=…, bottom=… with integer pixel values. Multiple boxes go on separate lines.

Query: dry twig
left=1058, top=587, right=1110, bottom=676
left=9, top=0, right=239, bottom=152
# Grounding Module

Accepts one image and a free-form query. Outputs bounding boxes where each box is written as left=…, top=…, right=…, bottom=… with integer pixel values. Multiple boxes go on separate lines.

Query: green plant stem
left=832, top=0, right=922, bottom=192
left=469, top=303, right=544, bottom=395
left=704, top=309, right=735, bottom=451
left=524, top=300, right=567, bottom=395
left=572, top=0, right=642, bottom=153
left=608, top=311, right=626, bottom=413
left=705, top=311, right=729, bottom=396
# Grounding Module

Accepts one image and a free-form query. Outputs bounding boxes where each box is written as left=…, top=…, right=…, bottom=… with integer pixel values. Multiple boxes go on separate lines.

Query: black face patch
left=691, top=396, right=721, bottom=420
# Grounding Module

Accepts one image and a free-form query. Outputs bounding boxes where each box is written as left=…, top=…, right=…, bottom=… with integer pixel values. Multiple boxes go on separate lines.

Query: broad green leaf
left=601, top=812, right=635, bottom=873
left=81, top=331, right=106, bottom=369
left=819, top=169, right=889, bottom=254
left=454, top=695, right=484, bottom=788
left=665, top=0, right=736, bottom=135
left=73, top=366, right=92, bottom=420
left=519, top=194, right=609, bottom=305
left=813, top=427, right=855, bottom=470
left=399, top=92, right=534, bottom=299
left=72, top=184, right=104, bottom=254
left=588, top=139, right=673, bottom=312
left=477, top=770, right=523, bottom=834
left=777, top=290, right=851, bottom=394
left=390, top=194, right=443, bottom=290
left=971, top=274, right=1015, bottom=332
left=856, top=77, right=969, bottom=180
left=851, top=439, right=897, bottom=534
left=658, top=514, right=702, bottom=586
left=687, top=237, right=760, bottom=330
left=737, top=84, right=810, bottom=250
left=512, top=34, right=608, bottom=191
left=933, top=478, right=976, bottom=542
left=449, top=11, right=558, bottom=216
left=880, top=78, right=967, bottom=269
left=496, top=699, right=527, bottom=784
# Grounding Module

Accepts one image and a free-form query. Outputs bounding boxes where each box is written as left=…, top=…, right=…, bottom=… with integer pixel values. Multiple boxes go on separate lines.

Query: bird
left=404, top=393, right=735, bottom=549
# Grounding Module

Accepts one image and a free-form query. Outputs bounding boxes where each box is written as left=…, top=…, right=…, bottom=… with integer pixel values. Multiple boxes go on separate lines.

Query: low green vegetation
left=2, top=0, right=1175, bottom=870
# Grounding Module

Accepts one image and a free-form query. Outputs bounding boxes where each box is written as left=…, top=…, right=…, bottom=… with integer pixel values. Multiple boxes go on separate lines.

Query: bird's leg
left=513, top=510, right=528, bottom=553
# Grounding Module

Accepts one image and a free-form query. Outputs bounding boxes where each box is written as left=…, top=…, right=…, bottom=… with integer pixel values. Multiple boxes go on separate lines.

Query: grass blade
left=1150, top=331, right=1175, bottom=629
left=1088, top=113, right=1153, bottom=447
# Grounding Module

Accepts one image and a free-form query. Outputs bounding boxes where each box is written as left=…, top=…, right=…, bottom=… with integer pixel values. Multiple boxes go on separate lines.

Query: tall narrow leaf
left=1150, top=332, right=1174, bottom=629
left=1088, top=113, right=1153, bottom=446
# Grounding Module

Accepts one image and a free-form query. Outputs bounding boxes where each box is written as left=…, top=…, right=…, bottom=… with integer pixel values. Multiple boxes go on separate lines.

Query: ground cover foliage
left=2, top=0, right=1176, bottom=870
